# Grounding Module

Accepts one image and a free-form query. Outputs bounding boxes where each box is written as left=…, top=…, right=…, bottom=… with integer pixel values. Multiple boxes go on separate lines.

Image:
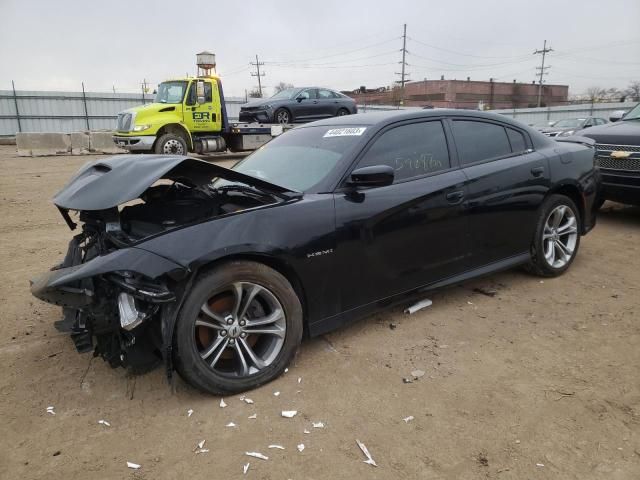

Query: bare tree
left=626, top=81, right=640, bottom=102
left=274, top=82, right=294, bottom=94
left=585, top=87, right=606, bottom=103
left=248, top=88, right=262, bottom=98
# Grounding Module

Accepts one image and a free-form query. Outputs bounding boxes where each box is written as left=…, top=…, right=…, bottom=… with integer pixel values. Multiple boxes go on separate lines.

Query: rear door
left=317, top=89, right=339, bottom=117
left=334, top=119, right=470, bottom=311
left=450, top=118, right=550, bottom=267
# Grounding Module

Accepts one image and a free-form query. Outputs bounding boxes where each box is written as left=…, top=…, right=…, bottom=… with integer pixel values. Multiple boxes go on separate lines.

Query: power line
left=533, top=40, right=553, bottom=107
left=395, top=24, right=410, bottom=103
left=250, top=55, right=265, bottom=97
left=408, top=36, right=531, bottom=60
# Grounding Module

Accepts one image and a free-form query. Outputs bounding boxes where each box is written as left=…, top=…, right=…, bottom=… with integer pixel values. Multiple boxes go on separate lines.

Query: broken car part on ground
left=30, top=110, right=601, bottom=394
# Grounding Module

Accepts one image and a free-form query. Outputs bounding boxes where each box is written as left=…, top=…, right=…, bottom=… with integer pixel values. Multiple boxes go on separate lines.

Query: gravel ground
left=0, top=145, right=639, bottom=479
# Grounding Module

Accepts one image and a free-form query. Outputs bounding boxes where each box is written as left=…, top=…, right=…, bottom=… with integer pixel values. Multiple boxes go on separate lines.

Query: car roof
left=304, top=109, right=531, bottom=129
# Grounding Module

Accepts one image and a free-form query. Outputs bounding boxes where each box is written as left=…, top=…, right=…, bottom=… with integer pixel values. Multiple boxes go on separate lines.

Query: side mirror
left=296, top=96, right=304, bottom=103
left=609, top=110, right=626, bottom=122
left=196, top=81, right=206, bottom=105
left=348, top=165, right=394, bottom=188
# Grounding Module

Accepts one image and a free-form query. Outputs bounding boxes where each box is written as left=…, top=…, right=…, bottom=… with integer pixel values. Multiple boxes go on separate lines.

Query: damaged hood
left=53, top=155, right=297, bottom=211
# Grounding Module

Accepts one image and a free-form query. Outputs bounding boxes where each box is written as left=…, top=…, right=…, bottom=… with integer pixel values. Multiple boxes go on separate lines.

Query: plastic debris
left=467, top=301, right=474, bottom=305
left=281, top=410, right=298, bottom=418
left=356, top=440, right=378, bottom=467
left=220, top=399, right=227, bottom=408
left=248, top=413, right=257, bottom=419
left=404, top=298, right=432, bottom=315
left=245, top=452, right=268, bottom=460
left=187, top=409, right=194, bottom=417
left=46, top=406, right=55, bottom=415
left=298, top=377, right=302, bottom=384
left=268, top=445, right=285, bottom=449
left=297, top=444, right=305, bottom=452
left=127, top=462, right=141, bottom=470
left=274, top=391, right=281, bottom=396
left=98, top=420, right=111, bottom=427
left=411, top=369, right=425, bottom=378
left=303, top=429, right=310, bottom=434
left=243, top=463, right=250, bottom=474
left=312, top=421, right=325, bottom=428
left=536, top=463, right=545, bottom=467
left=226, top=422, right=237, bottom=427
left=196, top=440, right=206, bottom=450
left=284, top=368, right=289, bottom=373
left=243, top=398, right=254, bottom=404
left=403, top=416, right=414, bottom=423
left=196, top=449, right=209, bottom=454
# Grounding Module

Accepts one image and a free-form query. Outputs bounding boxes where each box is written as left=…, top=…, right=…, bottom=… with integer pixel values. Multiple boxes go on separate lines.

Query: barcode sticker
left=323, top=127, right=367, bottom=138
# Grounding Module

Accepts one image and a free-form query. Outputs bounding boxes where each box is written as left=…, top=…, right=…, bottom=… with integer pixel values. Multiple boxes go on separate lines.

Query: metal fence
left=0, top=86, right=246, bottom=136
left=490, top=101, right=637, bottom=125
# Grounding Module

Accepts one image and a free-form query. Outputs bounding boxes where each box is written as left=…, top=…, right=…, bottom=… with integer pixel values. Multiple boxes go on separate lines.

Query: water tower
left=196, top=51, right=216, bottom=76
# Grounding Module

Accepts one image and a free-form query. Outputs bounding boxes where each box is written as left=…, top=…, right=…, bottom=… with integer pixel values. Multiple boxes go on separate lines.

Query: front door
left=334, top=119, right=470, bottom=311
left=291, top=88, right=318, bottom=120
left=183, top=80, right=221, bottom=133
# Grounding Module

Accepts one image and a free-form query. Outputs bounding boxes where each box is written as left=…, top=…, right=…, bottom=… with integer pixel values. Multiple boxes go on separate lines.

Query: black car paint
left=31, top=109, right=600, bottom=378
left=576, top=113, right=640, bottom=205
left=238, top=88, right=357, bottom=123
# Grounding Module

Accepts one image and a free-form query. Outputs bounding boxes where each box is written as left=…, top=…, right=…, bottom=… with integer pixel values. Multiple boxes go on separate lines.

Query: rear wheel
left=526, top=194, right=581, bottom=277
left=173, top=261, right=303, bottom=395
left=274, top=108, right=291, bottom=124
left=155, top=133, right=187, bottom=155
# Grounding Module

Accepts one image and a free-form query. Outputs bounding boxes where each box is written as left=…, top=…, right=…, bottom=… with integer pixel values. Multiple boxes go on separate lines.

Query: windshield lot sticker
left=323, top=127, right=367, bottom=138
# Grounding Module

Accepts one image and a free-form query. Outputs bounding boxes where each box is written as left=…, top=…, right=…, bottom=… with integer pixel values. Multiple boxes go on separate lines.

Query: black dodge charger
left=32, top=110, right=600, bottom=394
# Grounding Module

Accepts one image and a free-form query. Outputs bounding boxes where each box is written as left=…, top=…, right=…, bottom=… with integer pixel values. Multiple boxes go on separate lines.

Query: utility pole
left=395, top=23, right=410, bottom=106
left=534, top=40, right=552, bottom=107
left=250, top=55, right=265, bottom=97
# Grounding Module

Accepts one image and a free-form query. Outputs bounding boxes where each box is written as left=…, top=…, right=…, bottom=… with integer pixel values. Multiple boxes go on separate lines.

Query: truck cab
left=113, top=75, right=225, bottom=155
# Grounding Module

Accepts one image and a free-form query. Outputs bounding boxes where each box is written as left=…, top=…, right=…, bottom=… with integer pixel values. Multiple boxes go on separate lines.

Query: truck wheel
left=274, top=108, right=292, bottom=124
left=173, top=261, right=303, bottom=395
left=525, top=194, right=581, bottom=277
left=155, top=133, right=188, bottom=155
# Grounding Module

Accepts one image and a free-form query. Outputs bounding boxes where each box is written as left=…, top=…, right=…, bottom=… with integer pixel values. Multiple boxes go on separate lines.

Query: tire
left=274, top=108, right=291, bottom=124
left=337, top=108, right=350, bottom=117
left=525, top=194, right=581, bottom=277
left=154, top=133, right=188, bottom=155
left=173, top=261, right=303, bottom=395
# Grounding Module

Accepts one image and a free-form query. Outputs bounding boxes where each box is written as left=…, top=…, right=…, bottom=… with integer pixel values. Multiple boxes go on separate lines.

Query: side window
left=299, top=89, right=317, bottom=100
left=318, top=89, right=333, bottom=99
left=356, top=121, right=451, bottom=183
left=330, top=90, right=342, bottom=99
left=204, top=82, right=212, bottom=103
left=506, top=127, right=527, bottom=153
left=452, top=120, right=512, bottom=165
left=596, top=118, right=606, bottom=125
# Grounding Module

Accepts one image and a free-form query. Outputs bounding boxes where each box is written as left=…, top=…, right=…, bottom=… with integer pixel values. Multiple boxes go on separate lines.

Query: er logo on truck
left=192, top=112, right=210, bottom=122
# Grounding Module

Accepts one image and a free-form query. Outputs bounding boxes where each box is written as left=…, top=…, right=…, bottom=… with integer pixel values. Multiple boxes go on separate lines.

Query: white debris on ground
left=297, top=377, right=302, bottom=384
left=268, top=445, right=285, bottom=449
left=284, top=368, right=289, bottom=373
left=220, top=399, right=227, bottom=408
left=356, top=440, right=378, bottom=467
left=245, top=451, right=269, bottom=460
left=46, top=406, right=55, bottom=415
left=411, top=369, right=425, bottom=378
left=281, top=410, right=297, bottom=418
left=248, top=413, right=257, bottom=419
left=404, top=298, right=432, bottom=315
left=98, top=419, right=111, bottom=427
left=303, top=429, right=310, bottom=434
left=195, top=440, right=206, bottom=450
left=243, top=398, right=254, bottom=404
left=187, top=409, right=194, bottom=417
left=312, top=421, right=325, bottom=428
left=226, top=422, right=237, bottom=427
left=243, top=463, right=250, bottom=474
left=274, top=391, right=280, bottom=396
left=126, top=462, right=141, bottom=469
left=536, top=463, right=545, bottom=467
left=403, top=416, right=414, bottom=423
left=297, top=443, right=305, bottom=452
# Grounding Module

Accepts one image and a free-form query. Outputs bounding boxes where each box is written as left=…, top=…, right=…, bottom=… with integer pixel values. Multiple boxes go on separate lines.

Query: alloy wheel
left=276, top=110, right=290, bottom=124
left=194, top=282, right=286, bottom=377
left=542, top=205, right=578, bottom=268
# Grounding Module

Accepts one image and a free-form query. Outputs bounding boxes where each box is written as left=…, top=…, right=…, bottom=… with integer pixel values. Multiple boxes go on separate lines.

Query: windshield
left=218, top=125, right=367, bottom=191
left=155, top=81, right=187, bottom=104
left=270, top=88, right=300, bottom=100
left=623, top=103, right=640, bottom=121
left=553, top=118, right=585, bottom=128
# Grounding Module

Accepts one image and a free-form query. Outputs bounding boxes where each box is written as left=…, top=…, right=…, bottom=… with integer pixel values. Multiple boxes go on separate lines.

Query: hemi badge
left=610, top=151, right=631, bottom=159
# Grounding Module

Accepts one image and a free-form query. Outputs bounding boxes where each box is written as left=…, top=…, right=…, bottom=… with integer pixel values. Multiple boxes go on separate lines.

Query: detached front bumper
left=238, top=110, right=272, bottom=123
left=112, top=135, right=157, bottom=152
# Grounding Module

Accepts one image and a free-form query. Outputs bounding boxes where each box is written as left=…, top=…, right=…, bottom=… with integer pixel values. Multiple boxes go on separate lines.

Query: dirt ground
left=0, top=144, right=639, bottom=479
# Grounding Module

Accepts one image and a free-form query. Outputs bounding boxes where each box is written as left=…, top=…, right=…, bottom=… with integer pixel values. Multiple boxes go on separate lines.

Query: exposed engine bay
left=31, top=155, right=297, bottom=375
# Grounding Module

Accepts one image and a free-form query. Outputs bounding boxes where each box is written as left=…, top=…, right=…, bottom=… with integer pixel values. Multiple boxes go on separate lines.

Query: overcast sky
left=1, top=0, right=638, bottom=98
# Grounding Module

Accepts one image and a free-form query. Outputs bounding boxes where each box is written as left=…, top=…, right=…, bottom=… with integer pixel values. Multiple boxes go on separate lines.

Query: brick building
left=345, top=78, right=569, bottom=109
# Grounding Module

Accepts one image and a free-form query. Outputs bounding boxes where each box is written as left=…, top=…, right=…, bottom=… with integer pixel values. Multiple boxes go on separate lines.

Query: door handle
left=446, top=190, right=464, bottom=203
left=531, top=166, right=545, bottom=177
left=312, top=100, right=318, bottom=104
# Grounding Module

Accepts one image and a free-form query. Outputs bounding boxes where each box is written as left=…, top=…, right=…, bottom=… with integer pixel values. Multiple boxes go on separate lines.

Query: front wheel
left=337, top=108, right=350, bottom=116
left=526, top=194, right=581, bottom=277
left=155, top=133, right=187, bottom=155
left=173, top=261, right=303, bottom=395
left=274, top=108, right=291, bottom=124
